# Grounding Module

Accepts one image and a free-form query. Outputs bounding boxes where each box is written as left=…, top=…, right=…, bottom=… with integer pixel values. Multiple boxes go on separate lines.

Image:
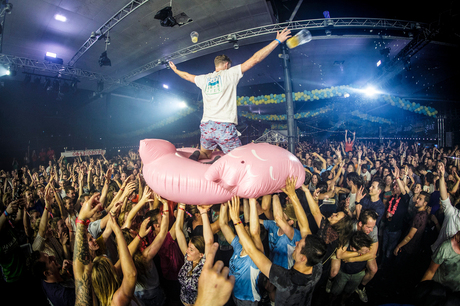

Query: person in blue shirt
left=262, top=194, right=302, bottom=270
left=219, top=198, right=263, bottom=305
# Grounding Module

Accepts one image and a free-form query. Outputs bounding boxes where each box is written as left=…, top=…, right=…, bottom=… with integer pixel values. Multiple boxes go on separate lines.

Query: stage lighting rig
left=227, top=34, right=239, bottom=49
left=154, top=6, right=176, bottom=27
left=44, top=52, right=64, bottom=65
left=154, top=5, right=192, bottom=27
left=98, top=32, right=111, bottom=67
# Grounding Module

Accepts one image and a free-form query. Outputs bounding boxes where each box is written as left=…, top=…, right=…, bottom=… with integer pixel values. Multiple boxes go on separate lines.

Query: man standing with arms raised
left=169, top=28, right=291, bottom=162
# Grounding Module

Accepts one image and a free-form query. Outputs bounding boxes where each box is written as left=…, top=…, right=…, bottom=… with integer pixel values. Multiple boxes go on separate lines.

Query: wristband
left=178, top=207, right=185, bottom=211
left=163, top=210, right=169, bottom=213
left=45, top=206, right=54, bottom=218
left=201, top=212, right=207, bottom=215
left=137, top=234, right=143, bottom=240
left=275, top=39, right=281, bottom=44
left=234, top=220, right=243, bottom=226
left=76, top=218, right=90, bottom=226
left=3, top=210, right=9, bottom=217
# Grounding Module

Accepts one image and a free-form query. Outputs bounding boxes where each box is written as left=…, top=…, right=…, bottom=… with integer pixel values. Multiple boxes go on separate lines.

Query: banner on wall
left=61, top=149, right=106, bottom=157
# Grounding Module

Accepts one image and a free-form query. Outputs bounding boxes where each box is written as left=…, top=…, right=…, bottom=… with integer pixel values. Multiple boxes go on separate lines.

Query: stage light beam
left=364, top=86, right=379, bottom=97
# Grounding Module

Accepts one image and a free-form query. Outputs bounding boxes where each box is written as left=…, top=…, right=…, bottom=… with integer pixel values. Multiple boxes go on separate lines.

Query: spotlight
left=8, top=65, right=17, bottom=76
left=163, top=84, right=169, bottom=89
left=44, top=52, right=64, bottom=65
left=54, top=14, right=67, bottom=22
left=154, top=7, right=177, bottom=27
left=376, top=60, right=382, bottom=67
left=363, top=86, right=379, bottom=97
left=178, top=101, right=187, bottom=108
left=99, top=51, right=111, bottom=67
left=227, top=34, right=239, bottom=49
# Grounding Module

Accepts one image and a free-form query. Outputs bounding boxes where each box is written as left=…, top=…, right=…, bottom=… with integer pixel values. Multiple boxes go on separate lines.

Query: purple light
left=46, top=52, right=57, bottom=58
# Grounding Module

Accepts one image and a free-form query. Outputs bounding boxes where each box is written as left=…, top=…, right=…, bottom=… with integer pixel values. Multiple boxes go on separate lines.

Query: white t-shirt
left=361, top=171, right=371, bottom=183
left=194, top=65, right=243, bottom=125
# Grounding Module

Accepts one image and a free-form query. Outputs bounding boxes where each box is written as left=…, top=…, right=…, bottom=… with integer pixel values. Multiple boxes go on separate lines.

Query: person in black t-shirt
left=331, top=232, right=373, bottom=304
left=228, top=194, right=327, bottom=306
left=393, top=191, right=429, bottom=269
left=381, top=167, right=410, bottom=266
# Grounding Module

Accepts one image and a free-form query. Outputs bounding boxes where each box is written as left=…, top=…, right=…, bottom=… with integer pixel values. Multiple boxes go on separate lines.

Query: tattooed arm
left=74, top=224, right=93, bottom=306
left=73, top=193, right=102, bottom=306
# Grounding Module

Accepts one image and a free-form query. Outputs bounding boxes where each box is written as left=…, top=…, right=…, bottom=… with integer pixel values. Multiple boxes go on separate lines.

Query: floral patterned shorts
left=200, top=121, right=242, bottom=154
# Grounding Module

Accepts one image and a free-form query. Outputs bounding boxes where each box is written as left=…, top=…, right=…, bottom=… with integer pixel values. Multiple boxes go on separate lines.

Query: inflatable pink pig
left=206, top=143, right=305, bottom=198
left=140, top=139, right=305, bottom=205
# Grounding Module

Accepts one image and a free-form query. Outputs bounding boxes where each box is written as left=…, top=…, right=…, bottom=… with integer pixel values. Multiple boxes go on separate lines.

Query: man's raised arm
left=169, top=61, right=196, bottom=83
left=240, top=28, right=291, bottom=73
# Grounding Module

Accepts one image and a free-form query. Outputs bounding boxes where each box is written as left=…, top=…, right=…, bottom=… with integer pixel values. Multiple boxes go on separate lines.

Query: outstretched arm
left=282, top=177, right=311, bottom=237
left=74, top=194, right=103, bottom=306
left=229, top=196, right=272, bottom=277
left=169, top=61, right=196, bottom=83
left=144, top=199, right=170, bottom=261
left=301, top=185, right=323, bottom=227
left=249, top=198, right=264, bottom=253
left=175, top=203, right=188, bottom=256
left=111, top=214, right=137, bottom=306
left=219, top=202, right=236, bottom=244
left=272, top=194, right=294, bottom=240
left=241, top=28, right=291, bottom=73
left=197, top=205, right=215, bottom=257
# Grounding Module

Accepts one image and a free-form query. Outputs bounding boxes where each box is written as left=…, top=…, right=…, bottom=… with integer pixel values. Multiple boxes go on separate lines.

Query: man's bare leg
left=199, top=147, right=212, bottom=160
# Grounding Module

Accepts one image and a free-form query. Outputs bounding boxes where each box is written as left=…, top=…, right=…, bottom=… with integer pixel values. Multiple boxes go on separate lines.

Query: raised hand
left=438, top=162, right=445, bottom=177
left=168, top=61, right=177, bottom=71
left=228, top=196, right=241, bottom=223
left=281, top=176, right=298, bottom=198
left=356, top=186, right=366, bottom=203
left=197, top=204, right=213, bottom=215
left=79, top=193, right=102, bottom=221
left=276, top=28, right=291, bottom=43
left=392, top=166, right=400, bottom=179
left=195, top=243, right=235, bottom=306
left=138, top=217, right=152, bottom=238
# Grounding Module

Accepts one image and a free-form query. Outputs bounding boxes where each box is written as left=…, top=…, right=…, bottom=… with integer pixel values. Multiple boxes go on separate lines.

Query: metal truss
left=0, top=1, right=13, bottom=53
left=254, top=130, right=287, bottom=143
left=0, top=53, right=154, bottom=92
left=120, top=18, right=425, bottom=82
left=68, top=0, right=151, bottom=66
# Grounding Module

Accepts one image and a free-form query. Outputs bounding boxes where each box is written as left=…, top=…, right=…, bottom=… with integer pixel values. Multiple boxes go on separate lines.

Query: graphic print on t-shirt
left=204, top=75, right=222, bottom=95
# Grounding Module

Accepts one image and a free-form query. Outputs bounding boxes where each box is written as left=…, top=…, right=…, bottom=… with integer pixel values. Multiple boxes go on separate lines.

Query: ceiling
left=1, top=0, right=459, bottom=129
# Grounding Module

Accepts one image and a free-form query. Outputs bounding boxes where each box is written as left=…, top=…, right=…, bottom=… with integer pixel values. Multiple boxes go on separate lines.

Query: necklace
left=387, top=196, right=401, bottom=217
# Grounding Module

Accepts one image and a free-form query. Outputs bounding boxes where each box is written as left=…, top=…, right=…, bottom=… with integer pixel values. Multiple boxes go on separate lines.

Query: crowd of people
left=1, top=137, right=460, bottom=306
